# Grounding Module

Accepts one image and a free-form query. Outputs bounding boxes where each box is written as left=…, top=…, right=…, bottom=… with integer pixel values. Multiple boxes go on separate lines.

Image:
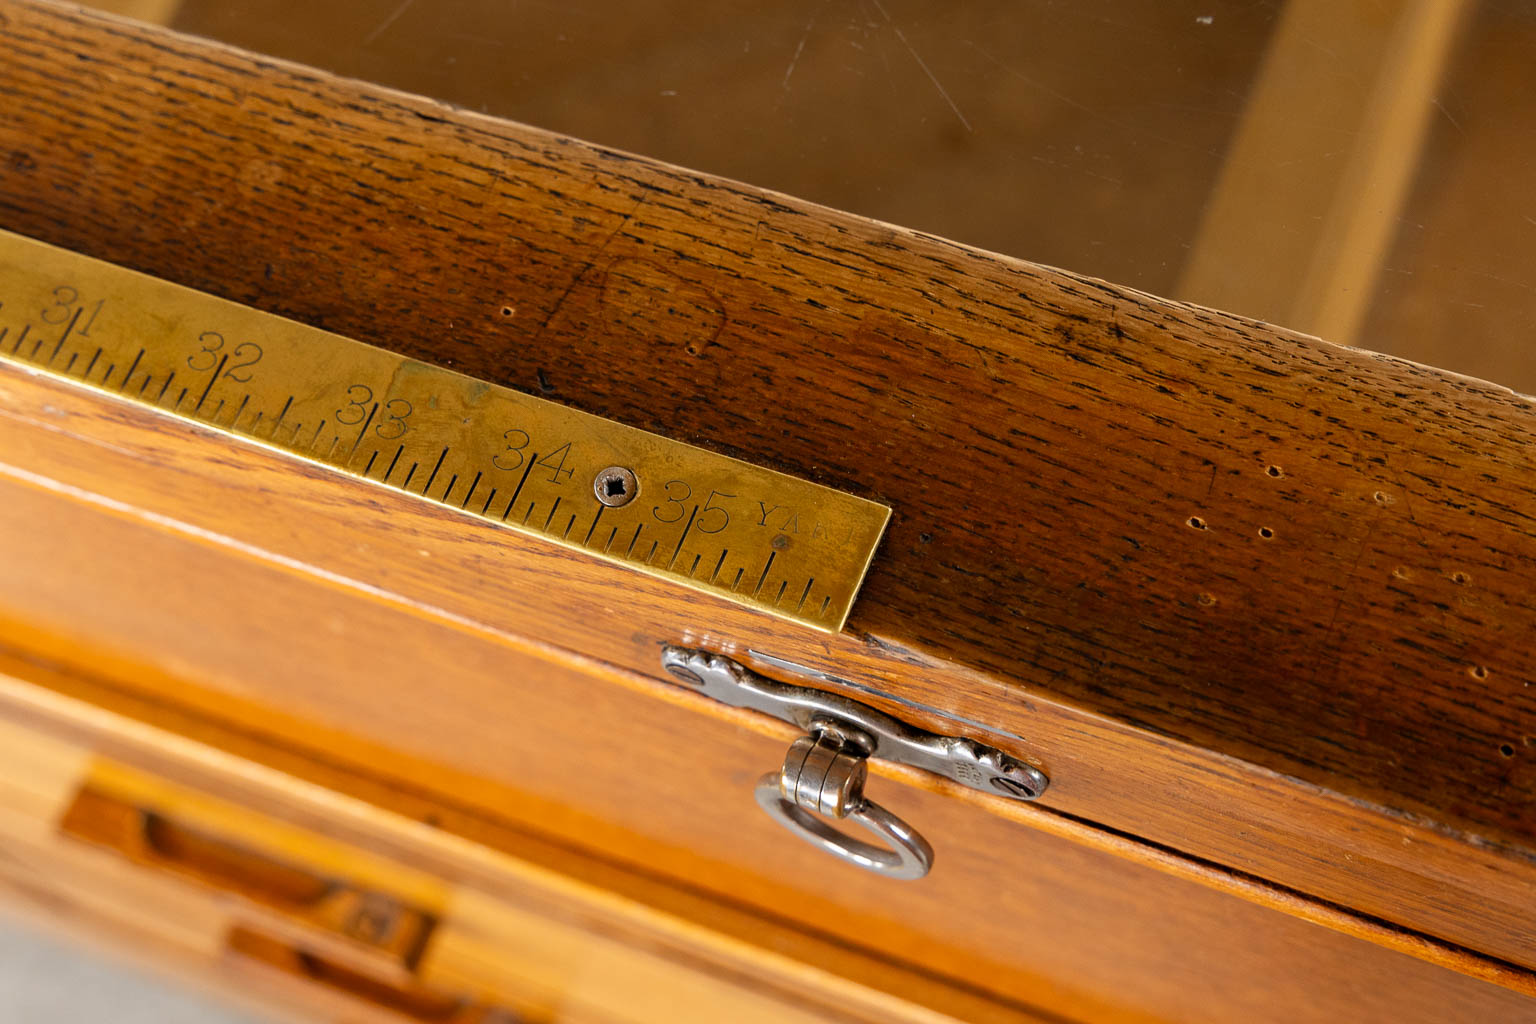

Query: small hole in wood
left=1451, top=571, right=1471, bottom=585
left=1197, top=592, right=1217, bottom=607
left=500, top=306, right=515, bottom=317
left=1470, top=665, right=1488, bottom=680
left=1258, top=526, right=1274, bottom=539
left=1266, top=466, right=1283, bottom=478
left=1499, top=743, right=1516, bottom=758
left=1187, top=516, right=1207, bottom=530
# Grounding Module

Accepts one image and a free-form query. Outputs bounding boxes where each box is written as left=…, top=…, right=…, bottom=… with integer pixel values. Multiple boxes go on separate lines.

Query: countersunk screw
left=593, top=466, right=638, bottom=507
left=664, top=663, right=705, bottom=688
left=989, top=771, right=1046, bottom=800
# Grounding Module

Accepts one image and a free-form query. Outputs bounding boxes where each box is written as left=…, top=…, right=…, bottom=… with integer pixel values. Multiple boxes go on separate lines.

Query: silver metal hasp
left=659, top=646, right=1049, bottom=880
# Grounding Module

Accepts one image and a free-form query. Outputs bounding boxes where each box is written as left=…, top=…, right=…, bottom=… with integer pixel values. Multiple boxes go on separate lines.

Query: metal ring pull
left=753, top=732, right=935, bottom=881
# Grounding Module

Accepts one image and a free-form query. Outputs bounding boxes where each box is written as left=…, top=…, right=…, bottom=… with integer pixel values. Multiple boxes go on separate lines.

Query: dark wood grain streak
left=0, top=0, right=1533, bottom=969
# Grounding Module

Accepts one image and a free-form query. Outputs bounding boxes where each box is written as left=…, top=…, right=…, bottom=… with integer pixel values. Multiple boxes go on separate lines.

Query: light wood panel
left=0, top=475, right=1531, bottom=1020
left=0, top=717, right=972, bottom=1024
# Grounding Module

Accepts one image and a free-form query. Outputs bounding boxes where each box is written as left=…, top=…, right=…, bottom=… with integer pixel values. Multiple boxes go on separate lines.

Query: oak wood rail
left=0, top=0, right=1532, bottom=979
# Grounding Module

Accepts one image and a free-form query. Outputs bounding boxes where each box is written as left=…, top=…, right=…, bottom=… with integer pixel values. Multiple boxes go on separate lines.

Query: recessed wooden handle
left=227, top=927, right=527, bottom=1024
left=59, top=786, right=435, bottom=967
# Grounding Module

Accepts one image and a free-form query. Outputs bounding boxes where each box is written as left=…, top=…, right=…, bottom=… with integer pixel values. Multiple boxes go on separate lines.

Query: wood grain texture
left=0, top=700, right=992, bottom=1024
left=0, top=633, right=1532, bottom=1023
left=1, top=0, right=1534, bottom=971
left=8, top=330, right=1536, bottom=980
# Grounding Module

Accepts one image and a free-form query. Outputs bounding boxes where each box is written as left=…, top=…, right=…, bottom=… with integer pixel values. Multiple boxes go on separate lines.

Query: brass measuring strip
left=0, top=230, right=890, bottom=632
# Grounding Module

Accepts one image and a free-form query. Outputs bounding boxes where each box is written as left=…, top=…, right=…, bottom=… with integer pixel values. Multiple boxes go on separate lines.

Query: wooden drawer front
left=0, top=483, right=1530, bottom=1023
left=0, top=720, right=882, bottom=1024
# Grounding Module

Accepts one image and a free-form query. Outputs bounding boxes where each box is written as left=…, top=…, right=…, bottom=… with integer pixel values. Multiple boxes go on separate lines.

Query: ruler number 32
left=186, top=331, right=263, bottom=383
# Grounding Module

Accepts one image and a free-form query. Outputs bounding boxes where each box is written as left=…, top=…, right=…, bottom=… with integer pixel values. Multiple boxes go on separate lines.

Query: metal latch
left=660, top=646, right=1048, bottom=880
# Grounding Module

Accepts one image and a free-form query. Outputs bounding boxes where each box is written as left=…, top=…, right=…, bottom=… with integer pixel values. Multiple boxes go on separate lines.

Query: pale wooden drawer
left=0, top=711, right=959, bottom=1024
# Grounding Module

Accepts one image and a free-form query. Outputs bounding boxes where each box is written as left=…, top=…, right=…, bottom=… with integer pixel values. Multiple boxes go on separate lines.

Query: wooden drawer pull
left=227, top=927, right=526, bottom=1023
left=59, top=786, right=435, bottom=966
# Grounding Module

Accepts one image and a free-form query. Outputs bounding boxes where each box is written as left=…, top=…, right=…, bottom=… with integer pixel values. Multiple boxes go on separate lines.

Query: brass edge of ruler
left=0, top=228, right=891, bottom=632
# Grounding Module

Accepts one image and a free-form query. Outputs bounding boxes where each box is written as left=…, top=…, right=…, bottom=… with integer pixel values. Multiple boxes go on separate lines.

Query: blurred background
left=11, top=0, right=1533, bottom=1017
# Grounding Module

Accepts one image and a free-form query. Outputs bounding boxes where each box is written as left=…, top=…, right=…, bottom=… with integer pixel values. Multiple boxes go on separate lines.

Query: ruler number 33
left=336, top=384, right=412, bottom=440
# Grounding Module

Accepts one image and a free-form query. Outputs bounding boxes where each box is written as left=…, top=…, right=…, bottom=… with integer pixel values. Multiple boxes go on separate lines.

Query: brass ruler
left=0, top=230, right=889, bottom=632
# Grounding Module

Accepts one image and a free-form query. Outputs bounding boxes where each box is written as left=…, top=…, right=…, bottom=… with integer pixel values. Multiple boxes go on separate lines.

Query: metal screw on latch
left=593, top=466, right=638, bottom=507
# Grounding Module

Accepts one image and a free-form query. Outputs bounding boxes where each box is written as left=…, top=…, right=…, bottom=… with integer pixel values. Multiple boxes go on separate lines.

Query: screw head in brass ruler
left=0, top=229, right=890, bottom=632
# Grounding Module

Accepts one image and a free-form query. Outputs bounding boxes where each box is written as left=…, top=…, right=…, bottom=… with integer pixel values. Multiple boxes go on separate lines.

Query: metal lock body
left=660, top=646, right=1049, bottom=880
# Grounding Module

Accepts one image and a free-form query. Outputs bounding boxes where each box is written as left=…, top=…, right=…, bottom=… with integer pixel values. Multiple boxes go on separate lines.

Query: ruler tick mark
left=689, top=553, right=702, bottom=577
left=583, top=504, right=605, bottom=546
left=753, top=552, right=776, bottom=596
left=603, top=526, right=618, bottom=552
left=10, top=324, right=27, bottom=354
left=194, top=354, right=228, bottom=412
left=63, top=352, right=77, bottom=373
left=796, top=578, right=815, bottom=612
left=710, top=549, right=728, bottom=583
left=348, top=403, right=378, bottom=458
left=383, top=445, right=404, bottom=481
left=521, top=501, right=536, bottom=525
left=625, top=524, right=644, bottom=556
left=775, top=579, right=788, bottom=604
left=733, top=568, right=746, bottom=591
left=401, top=462, right=418, bottom=488
left=363, top=449, right=380, bottom=477
left=421, top=447, right=449, bottom=495
left=480, top=487, right=498, bottom=515
left=174, top=387, right=188, bottom=409
left=272, top=396, right=294, bottom=436
left=441, top=474, right=458, bottom=503
left=81, top=346, right=102, bottom=379
left=47, top=308, right=81, bottom=364
left=667, top=507, right=699, bottom=570
left=231, top=393, right=250, bottom=427
left=503, top=454, right=538, bottom=519
left=460, top=472, right=482, bottom=509
left=118, top=348, right=144, bottom=392
left=563, top=513, right=577, bottom=539
left=543, top=497, right=562, bottom=531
